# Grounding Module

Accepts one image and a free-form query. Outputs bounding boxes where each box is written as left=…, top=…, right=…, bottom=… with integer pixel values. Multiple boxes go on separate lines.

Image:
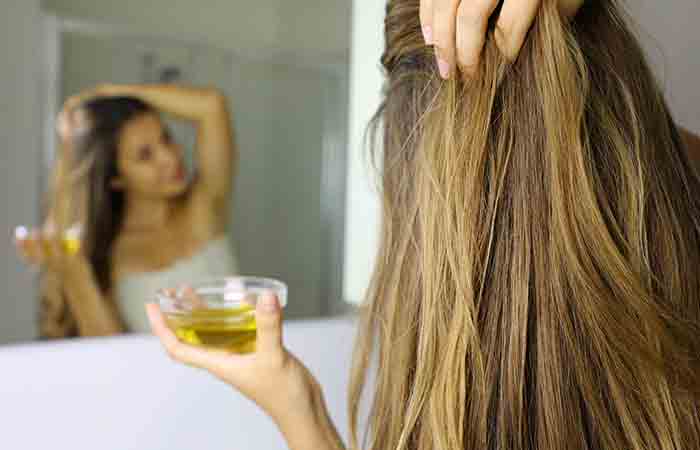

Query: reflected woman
left=15, top=84, right=239, bottom=338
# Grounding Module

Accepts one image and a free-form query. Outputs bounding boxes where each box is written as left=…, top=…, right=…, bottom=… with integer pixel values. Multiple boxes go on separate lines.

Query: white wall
left=0, top=0, right=42, bottom=344
left=341, top=0, right=700, bottom=305
left=42, top=0, right=280, bottom=56
left=342, top=0, right=385, bottom=305
left=631, top=0, right=700, bottom=131
left=229, top=63, right=329, bottom=318
left=42, top=0, right=350, bottom=66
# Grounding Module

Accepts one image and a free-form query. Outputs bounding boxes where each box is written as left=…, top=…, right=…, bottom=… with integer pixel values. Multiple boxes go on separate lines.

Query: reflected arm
left=61, top=260, right=124, bottom=337
left=98, top=84, right=236, bottom=210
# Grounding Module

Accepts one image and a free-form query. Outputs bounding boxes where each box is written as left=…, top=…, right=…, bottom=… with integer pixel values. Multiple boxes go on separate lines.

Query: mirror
left=1, top=0, right=351, bottom=345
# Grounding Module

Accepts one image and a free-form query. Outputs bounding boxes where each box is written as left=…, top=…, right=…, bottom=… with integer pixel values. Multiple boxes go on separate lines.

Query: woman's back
left=349, top=1, right=700, bottom=449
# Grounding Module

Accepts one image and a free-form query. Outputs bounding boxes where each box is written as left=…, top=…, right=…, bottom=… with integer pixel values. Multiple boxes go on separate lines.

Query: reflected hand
left=14, top=226, right=86, bottom=276
left=146, top=294, right=322, bottom=428
left=420, top=0, right=584, bottom=77
left=57, top=84, right=124, bottom=142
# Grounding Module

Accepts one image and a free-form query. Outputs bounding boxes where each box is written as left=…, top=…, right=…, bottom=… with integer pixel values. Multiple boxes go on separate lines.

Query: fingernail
left=438, top=58, right=450, bottom=79
left=259, top=293, right=278, bottom=313
left=423, top=26, right=433, bottom=45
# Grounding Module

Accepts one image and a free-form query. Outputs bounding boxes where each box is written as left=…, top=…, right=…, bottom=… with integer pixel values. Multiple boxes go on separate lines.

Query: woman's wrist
left=274, top=381, right=345, bottom=450
left=59, top=256, right=95, bottom=289
left=276, top=403, right=344, bottom=450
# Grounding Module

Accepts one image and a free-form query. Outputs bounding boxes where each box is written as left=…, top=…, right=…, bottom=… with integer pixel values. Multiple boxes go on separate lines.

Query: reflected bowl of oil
left=156, top=277, right=287, bottom=354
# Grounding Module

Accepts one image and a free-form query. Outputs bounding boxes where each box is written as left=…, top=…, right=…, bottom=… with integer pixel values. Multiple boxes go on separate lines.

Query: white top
left=114, top=236, right=239, bottom=333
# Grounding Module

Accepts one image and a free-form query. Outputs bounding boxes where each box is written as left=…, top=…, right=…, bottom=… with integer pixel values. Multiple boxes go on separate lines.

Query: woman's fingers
left=61, top=94, right=87, bottom=119
left=58, top=85, right=116, bottom=138
left=146, top=303, right=230, bottom=370
left=430, top=0, right=582, bottom=76
left=455, top=0, right=501, bottom=75
left=147, top=293, right=286, bottom=380
left=420, top=0, right=435, bottom=44
left=14, top=227, right=70, bottom=271
left=146, top=292, right=297, bottom=418
left=14, top=228, right=45, bottom=266
left=255, top=293, right=284, bottom=357
left=42, top=231, right=59, bottom=262
left=180, top=286, right=206, bottom=309
left=44, top=232, right=72, bottom=273
left=431, top=0, right=460, bottom=78
left=14, top=238, right=35, bottom=265
left=494, top=0, right=541, bottom=61
left=56, top=111, right=72, bottom=141
left=14, top=226, right=31, bottom=263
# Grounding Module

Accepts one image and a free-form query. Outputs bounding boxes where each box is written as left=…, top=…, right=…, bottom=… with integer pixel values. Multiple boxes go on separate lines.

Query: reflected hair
left=349, top=1, right=700, bottom=450
left=39, top=97, right=154, bottom=338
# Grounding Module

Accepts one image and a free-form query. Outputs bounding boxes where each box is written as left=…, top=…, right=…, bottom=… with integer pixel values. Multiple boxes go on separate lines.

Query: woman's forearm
left=61, top=261, right=124, bottom=337
left=110, top=84, right=225, bottom=122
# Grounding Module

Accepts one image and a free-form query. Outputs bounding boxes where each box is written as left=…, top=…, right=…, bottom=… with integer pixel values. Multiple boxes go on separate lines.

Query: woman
left=15, top=84, right=239, bottom=337
left=148, top=1, right=700, bottom=449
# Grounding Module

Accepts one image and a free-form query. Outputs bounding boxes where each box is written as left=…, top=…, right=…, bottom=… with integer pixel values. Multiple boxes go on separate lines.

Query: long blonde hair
left=349, top=1, right=700, bottom=449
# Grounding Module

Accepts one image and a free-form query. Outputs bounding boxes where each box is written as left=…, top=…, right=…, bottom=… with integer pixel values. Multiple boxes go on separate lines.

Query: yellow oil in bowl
left=165, top=305, right=257, bottom=354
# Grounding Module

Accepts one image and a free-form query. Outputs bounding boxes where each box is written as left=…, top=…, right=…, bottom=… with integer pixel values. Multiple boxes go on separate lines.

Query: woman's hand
left=14, top=226, right=87, bottom=279
left=57, top=84, right=124, bottom=142
left=15, top=224, right=124, bottom=337
left=146, top=294, right=323, bottom=430
left=420, top=0, right=584, bottom=77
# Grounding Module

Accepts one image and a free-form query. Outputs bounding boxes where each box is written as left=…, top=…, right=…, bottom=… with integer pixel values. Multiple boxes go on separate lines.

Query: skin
left=15, top=83, right=236, bottom=336
left=419, top=0, right=585, bottom=77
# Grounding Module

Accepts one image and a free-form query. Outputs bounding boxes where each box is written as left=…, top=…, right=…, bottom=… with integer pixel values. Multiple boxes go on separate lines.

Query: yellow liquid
left=166, top=306, right=257, bottom=354
left=63, top=237, right=80, bottom=255
left=38, top=237, right=80, bottom=255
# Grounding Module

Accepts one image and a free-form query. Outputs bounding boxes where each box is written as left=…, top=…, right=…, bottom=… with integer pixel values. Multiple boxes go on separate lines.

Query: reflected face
left=113, top=113, right=188, bottom=199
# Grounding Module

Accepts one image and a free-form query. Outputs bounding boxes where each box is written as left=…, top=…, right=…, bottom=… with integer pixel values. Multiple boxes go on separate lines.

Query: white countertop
left=0, top=317, right=359, bottom=450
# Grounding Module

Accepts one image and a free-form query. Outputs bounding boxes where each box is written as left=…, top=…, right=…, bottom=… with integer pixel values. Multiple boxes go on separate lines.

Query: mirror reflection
left=3, top=0, right=351, bottom=344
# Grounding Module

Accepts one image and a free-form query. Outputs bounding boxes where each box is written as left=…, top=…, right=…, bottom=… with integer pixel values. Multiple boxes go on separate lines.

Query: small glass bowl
left=155, top=277, right=287, bottom=353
